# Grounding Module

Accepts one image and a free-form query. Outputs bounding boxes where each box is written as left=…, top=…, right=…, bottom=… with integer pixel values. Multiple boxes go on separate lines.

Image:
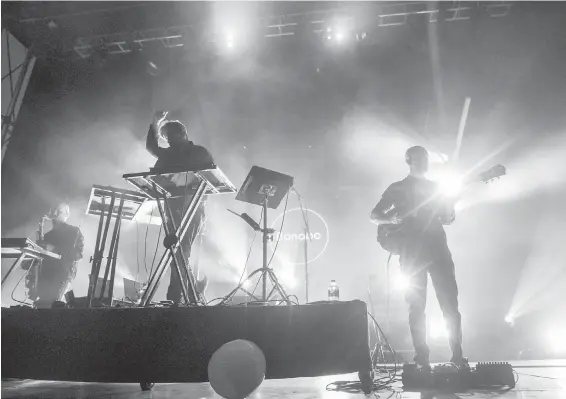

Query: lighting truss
left=376, top=1, right=512, bottom=27
left=73, top=26, right=189, bottom=58
left=72, top=2, right=513, bottom=59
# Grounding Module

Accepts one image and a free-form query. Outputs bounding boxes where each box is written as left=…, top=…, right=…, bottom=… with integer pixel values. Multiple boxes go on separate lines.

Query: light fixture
left=393, top=274, right=411, bottom=291
left=436, top=172, right=464, bottom=197
left=224, top=31, right=235, bottom=50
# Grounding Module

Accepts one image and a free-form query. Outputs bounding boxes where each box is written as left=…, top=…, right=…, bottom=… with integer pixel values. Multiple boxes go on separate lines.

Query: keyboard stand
left=1, top=238, right=61, bottom=289
left=1, top=252, right=28, bottom=288
left=123, top=164, right=235, bottom=307
left=85, top=186, right=147, bottom=308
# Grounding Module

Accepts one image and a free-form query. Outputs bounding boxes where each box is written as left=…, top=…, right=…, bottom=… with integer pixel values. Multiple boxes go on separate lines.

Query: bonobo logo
left=273, top=232, right=322, bottom=241
left=269, top=208, right=329, bottom=265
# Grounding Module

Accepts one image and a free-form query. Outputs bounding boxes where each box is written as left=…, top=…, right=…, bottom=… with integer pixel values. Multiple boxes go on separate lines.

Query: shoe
left=450, top=356, right=470, bottom=371
left=413, top=353, right=431, bottom=373
left=415, top=362, right=432, bottom=373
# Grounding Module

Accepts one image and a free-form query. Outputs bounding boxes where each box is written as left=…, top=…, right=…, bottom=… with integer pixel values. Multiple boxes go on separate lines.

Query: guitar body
left=375, top=164, right=506, bottom=255
left=377, top=224, right=406, bottom=255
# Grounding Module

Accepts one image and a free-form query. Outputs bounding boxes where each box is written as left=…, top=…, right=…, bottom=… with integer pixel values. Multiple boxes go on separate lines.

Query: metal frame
left=1, top=28, right=36, bottom=162
left=85, top=185, right=147, bottom=221
left=1, top=239, right=61, bottom=301
left=146, top=179, right=207, bottom=306
left=68, top=2, right=513, bottom=59
left=1, top=252, right=32, bottom=289
left=220, top=195, right=292, bottom=306
left=86, top=191, right=126, bottom=307
left=123, top=165, right=236, bottom=307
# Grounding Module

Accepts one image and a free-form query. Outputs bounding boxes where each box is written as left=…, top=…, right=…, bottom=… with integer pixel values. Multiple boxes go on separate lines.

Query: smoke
left=2, top=4, right=565, bottom=347
left=459, top=130, right=566, bottom=211
left=507, top=209, right=566, bottom=319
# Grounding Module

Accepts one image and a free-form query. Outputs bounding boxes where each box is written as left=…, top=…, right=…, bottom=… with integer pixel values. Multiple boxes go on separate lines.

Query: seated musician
left=145, top=111, right=211, bottom=304
left=29, top=203, right=84, bottom=308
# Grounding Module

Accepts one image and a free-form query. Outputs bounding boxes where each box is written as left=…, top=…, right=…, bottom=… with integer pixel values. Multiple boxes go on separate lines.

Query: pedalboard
left=474, top=361, right=515, bottom=388
left=402, top=361, right=515, bottom=391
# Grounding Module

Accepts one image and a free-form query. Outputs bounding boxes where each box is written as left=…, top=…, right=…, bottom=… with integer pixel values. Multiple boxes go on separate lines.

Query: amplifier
left=474, top=362, right=515, bottom=388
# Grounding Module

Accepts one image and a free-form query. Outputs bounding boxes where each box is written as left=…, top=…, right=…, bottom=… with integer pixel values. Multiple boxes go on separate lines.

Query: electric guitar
left=376, top=164, right=506, bottom=254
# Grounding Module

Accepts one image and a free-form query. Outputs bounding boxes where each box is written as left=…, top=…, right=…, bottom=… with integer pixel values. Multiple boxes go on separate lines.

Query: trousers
left=400, top=233, right=463, bottom=364
left=28, top=260, right=75, bottom=307
left=165, top=197, right=205, bottom=304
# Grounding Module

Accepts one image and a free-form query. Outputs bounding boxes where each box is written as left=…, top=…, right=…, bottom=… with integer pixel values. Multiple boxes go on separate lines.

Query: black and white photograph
left=1, top=1, right=565, bottom=398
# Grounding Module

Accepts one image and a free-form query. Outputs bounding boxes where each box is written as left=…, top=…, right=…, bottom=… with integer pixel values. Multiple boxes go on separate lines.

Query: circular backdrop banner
left=269, top=208, right=329, bottom=265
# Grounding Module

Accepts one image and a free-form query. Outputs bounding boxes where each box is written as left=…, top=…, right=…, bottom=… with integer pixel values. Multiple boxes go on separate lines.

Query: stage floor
left=2, top=360, right=565, bottom=399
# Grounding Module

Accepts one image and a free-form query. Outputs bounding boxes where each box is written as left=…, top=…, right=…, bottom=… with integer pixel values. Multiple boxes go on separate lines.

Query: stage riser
left=1, top=300, right=371, bottom=383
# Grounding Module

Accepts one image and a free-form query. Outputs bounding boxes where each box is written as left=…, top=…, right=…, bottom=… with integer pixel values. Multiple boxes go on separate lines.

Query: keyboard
left=1, top=238, right=61, bottom=260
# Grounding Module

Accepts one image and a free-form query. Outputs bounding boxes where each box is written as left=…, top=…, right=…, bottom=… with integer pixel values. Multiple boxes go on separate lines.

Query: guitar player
left=370, top=145, right=467, bottom=372
left=145, top=110, right=211, bottom=304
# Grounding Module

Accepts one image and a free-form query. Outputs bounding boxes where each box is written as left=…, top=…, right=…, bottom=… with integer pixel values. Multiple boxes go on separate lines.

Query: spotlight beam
left=452, top=97, right=471, bottom=163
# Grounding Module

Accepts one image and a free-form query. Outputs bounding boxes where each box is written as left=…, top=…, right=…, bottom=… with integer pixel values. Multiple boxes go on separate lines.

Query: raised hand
left=153, top=110, right=169, bottom=128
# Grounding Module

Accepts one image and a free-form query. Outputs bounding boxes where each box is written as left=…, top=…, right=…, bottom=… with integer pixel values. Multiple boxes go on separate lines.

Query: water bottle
left=328, top=280, right=339, bottom=301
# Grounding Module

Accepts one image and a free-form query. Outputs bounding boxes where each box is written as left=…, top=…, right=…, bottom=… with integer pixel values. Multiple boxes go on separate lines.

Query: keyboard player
left=145, top=111, right=211, bottom=304
left=29, top=203, right=84, bottom=308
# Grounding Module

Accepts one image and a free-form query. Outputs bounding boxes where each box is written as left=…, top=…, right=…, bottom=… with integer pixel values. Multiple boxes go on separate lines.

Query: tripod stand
left=221, top=166, right=294, bottom=305
left=222, top=195, right=291, bottom=305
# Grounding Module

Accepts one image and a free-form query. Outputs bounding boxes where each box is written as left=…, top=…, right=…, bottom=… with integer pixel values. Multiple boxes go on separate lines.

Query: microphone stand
left=293, top=188, right=311, bottom=303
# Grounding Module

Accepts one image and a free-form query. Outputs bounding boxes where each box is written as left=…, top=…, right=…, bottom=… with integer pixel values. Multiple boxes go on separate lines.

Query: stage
left=2, top=2, right=566, bottom=398
left=2, top=360, right=565, bottom=398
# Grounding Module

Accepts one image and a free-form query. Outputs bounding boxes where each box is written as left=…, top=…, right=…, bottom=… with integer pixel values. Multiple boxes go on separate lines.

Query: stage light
left=393, top=274, right=411, bottom=291
left=212, top=2, right=257, bottom=54
left=428, top=167, right=464, bottom=197
left=505, top=315, right=514, bottom=324
left=547, top=329, right=566, bottom=353
left=430, top=319, right=449, bottom=339
left=225, top=31, right=234, bottom=49
left=326, top=29, right=348, bottom=45
left=436, top=173, right=464, bottom=197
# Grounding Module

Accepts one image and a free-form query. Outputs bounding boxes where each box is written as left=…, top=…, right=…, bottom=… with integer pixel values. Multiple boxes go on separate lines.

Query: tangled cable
left=326, top=312, right=401, bottom=395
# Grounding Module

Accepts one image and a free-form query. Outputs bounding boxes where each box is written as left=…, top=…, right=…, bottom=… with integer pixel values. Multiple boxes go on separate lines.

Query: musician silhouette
left=370, top=146, right=466, bottom=371
left=145, top=111, right=211, bottom=304
left=31, top=203, right=84, bottom=308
